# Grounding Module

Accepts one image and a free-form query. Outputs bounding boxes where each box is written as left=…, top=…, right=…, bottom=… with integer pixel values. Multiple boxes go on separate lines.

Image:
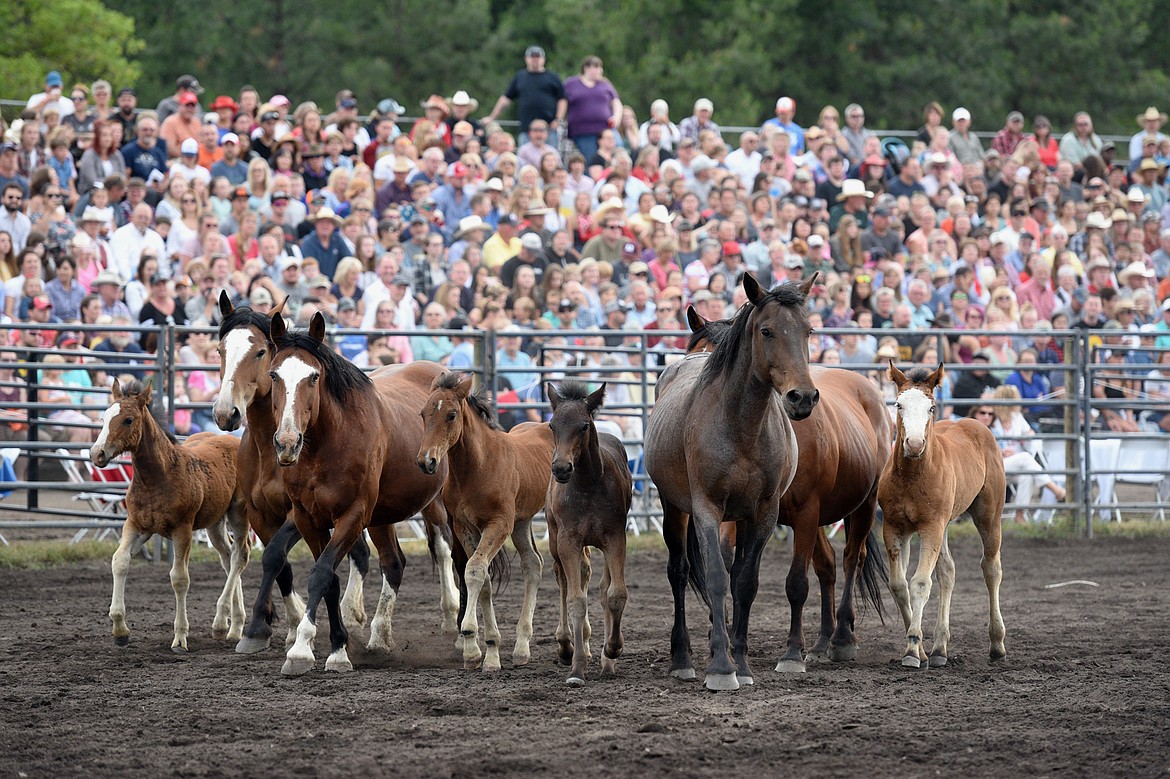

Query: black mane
left=435, top=372, right=503, bottom=431
left=686, top=317, right=734, bottom=352
left=906, top=367, right=934, bottom=384
left=273, top=328, right=373, bottom=401
left=699, top=282, right=808, bottom=382
left=118, top=378, right=178, bottom=443
left=218, top=304, right=272, bottom=342
left=553, top=379, right=592, bottom=403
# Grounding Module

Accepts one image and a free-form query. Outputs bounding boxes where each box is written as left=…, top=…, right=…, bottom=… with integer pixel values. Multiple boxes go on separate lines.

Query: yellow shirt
left=482, top=234, right=521, bottom=270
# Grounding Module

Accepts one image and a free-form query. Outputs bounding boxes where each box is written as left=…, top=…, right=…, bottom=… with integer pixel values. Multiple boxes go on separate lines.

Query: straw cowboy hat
left=649, top=204, right=676, bottom=225
left=1137, top=106, right=1168, bottom=126
left=1118, top=261, right=1155, bottom=284
left=420, top=94, right=450, bottom=115
left=446, top=90, right=479, bottom=113
left=594, top=197, right=627, bottom=222
left=308, top=206, right=344, bottom=226
left=453, top=215, right=490, bottom=240
left=836, top=179, right=874, bottom=201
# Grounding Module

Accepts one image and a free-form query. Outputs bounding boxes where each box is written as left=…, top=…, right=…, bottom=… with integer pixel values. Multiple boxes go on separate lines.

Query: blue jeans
left=570, top=134, right=599, bottom=161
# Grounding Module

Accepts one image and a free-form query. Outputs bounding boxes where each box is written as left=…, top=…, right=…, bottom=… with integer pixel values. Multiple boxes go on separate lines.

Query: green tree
left=0, top=0, right=142, bottom=101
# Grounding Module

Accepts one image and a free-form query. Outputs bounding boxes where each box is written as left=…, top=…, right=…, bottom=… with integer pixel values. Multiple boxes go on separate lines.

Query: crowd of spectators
left=4, top=53, right=1170, bottom=443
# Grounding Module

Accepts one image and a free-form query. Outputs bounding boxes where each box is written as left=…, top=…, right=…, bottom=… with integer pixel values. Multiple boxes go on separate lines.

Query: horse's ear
left=798, top=271, right=819, bottom=298
left=455, top=373, right=474, bottom=399
left=111, top=379, right=123, bottom=400
left=586, top=384, right=606, bottom=415
left=139, top=376, right=154, bottom=403
left=888, top=359, right=909, bottom=387
left=547, top=382, right=562, bottom=410
left=743, top=272, right=764, bottom=304
left=927, top=362, right=946, bottom=388
left=269, top=311, right=287, bottom=344
left=308, top=312, right=326, bottom=342
left=271, top=294, right=288, bottom=319
left=218, top=290, right=234, bottom=318
left=686, top=306, right=707, bottom=333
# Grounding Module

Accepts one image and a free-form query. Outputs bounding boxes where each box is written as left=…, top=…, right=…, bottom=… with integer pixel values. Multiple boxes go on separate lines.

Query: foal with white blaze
left=877, top=363, right=1007, bottom=669
left=93, top=378, right=249, bottom=651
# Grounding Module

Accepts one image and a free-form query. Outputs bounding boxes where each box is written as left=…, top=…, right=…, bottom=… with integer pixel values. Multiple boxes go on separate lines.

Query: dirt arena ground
left=1, top=533, right=1168, bottom=778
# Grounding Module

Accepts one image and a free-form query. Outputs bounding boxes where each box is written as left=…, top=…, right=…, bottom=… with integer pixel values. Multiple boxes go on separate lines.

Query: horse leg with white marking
left=459, top=521, right=510, bottom=670
left=340, top=535, right=370, bottom=631
left=109, top=523, right=150, bottom=646
left=884, top=527, right=914, bottom=644
left=578, top=547, right=593, bottom=661
left=423, top=500, right=460, bottom=633
left=901, top=524, right=944, bottom=668
left=169, top=527, right=194, bottom=653
left=510, top=517, right=543, bottom=666
left=205, top=520, right=237, bottom=640
left=929, top=530, right=956, bottom=667
left=283, top=522, right=336, bottom=676
left=366, top=524, right=405, bottom=653
left=236, top=519, right=302, bottom=653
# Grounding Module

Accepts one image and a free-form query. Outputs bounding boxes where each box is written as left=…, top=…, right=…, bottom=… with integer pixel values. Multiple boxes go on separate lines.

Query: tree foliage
left=88, top=0, right=1170, bottom=136
left=0, top=0, right=142, bottom=97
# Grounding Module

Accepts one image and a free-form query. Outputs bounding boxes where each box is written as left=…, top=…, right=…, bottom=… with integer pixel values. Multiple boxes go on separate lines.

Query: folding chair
left=1108, top=438, right=1170, bottom=522
left=59, top=448, right=128, bottom=544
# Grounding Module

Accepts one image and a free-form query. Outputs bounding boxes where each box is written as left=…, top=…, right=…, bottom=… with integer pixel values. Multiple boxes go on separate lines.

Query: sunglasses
left=182, top=198, right=197, bottom=204
left=976, top=410, right=994, bottom=416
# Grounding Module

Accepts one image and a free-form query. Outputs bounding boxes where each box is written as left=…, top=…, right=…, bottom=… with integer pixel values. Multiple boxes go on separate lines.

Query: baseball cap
left=220, top=132, right=239, bottom=145
left=250, top=287, right=274, bottom=305
left=179, top=91, right=198, bottom=106
left=694, top=98, right=714, bottom=113
left=0, top=141, right=21, bottom=154
left=177, top=75, right=203, bottom=94
left=391, top=271, right=412, bottom=286
left=498, top=213, right=520, bottom=227
left=557, top=298, right=578, bottom=311
left=280, top=256, right=300, bottom=271
left=231, top=186, right=249, bottom=200
left=308, top=275, right=331, bottom=289
left=447, top=161, right=469, bottom=178
left=604, top=300, right=630, bottom=315
left=180, top=138, right=198, bottom=155
left=622, top=241, right=639, bottom=255
left=520, top=233, right=543, bottom=251
left=149, top=273, right=167, bottom=286
left=629, top=261, right=649, bottom=275
left=46, top=71, right=63, bottom=88
left=118, top=87, right=136, bottom=97
left=783, top=255, right=804, bottom=269
left=525, top=45, right=545, bottom=57
left=692, top=290, right=714, bottom=304
left=807, top=234, right=825, bottom=248
left=776, top=96, right=795, bottom=112
left=56, top=331, right=80, bottom=348
left=339, top=97, right=358, bottom=109
left=32, top=295, right=52, bottom=310
left=260, top=110, right=280, bottom=122
left=722, top=241, right=742, bottom=256
left=337, top=297, right=357, bottom=313
left=270, top=190, right=290, bottom=202
left=952, top=107, right=971, bottom=122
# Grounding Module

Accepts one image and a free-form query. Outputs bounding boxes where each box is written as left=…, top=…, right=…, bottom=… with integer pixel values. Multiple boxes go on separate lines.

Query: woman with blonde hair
left=830, top=213, right=865, bottom=271
left=331, top=255, right=365, bottom=312
left=245, top=158, right=272, bottom=211
left=977, top=387, right=1065, bottom=522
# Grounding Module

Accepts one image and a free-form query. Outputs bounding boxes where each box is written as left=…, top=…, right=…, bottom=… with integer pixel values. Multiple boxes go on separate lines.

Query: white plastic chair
left=1107, top=438, right=1170, bottom=521
left=59, top=448, right=127, bottom=543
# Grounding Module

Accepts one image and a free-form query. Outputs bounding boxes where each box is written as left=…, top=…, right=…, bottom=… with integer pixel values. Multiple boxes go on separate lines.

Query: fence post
left=24, top=365, right=38, bottom=510
left=1080, top=333, right=1094, bottom=539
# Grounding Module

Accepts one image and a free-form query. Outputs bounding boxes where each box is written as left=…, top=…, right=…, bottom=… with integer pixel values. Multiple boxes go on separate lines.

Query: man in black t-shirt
left=484, top=46, right=566, bottom=145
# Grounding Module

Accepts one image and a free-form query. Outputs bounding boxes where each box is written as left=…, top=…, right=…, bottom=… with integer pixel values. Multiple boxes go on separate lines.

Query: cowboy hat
left=446, top=90, right=479, bottom=113
left=309, top=206, right=344, bottom=226
left=835, top=179, right=874, bottom=201
left=1137, top=106, right=1168, bottom=126
left=1118, top=261, right=1155, bottom=284
left=453, top=215, right=490, bottom=240
left=1085, top=211, right=1113, bottom=230
left=649, top=204, right=676, bottom=225
left=594, top=197, right=627, bottom=222
left=420, top=94, right=450, bottom=115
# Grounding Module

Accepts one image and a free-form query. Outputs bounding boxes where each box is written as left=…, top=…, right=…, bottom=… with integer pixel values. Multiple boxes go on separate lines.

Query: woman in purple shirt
left=562, top=56, right=623, bottom=163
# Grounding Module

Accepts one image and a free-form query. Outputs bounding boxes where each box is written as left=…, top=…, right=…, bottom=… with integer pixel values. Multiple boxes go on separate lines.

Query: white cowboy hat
left=309, top=206, right=344, bottom=226
left=649, top=204, right=676, bottom=225
left=1118, top=261, right=1155, bottom=284
left=446, top=90, right=479, bottom=113
left=836, top=179, right=874, bottom=202
left=1085, top=211, right=1112, bottom=230
left=453, top=215, right=490, bottom=239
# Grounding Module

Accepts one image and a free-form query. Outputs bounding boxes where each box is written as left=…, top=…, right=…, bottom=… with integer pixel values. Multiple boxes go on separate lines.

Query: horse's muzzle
left=784, top=388, right=820, bottom=421
left=417, top=453, right=439, bottom=475
left=90, top=447, right=109, bottom=469
left=552, top=461, right=574, bottom=483
left=212, top=403, right=242, bottom=432
left=274, top=433, right=303, bottom=466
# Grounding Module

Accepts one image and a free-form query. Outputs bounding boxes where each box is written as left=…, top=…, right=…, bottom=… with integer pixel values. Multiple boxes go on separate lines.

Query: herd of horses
left=90, top=278, right=1007, bottom=690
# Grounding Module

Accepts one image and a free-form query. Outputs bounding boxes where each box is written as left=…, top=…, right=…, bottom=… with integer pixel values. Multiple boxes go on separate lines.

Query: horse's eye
left=895, top=403, right=902, bottom=411
left=268, top=371, right=278, bottom=381
left=761, top=327, right=773, bottom=339
left=256, top=349, right=266, bottom=358
left=448, top=411, right=458, bottom=422
left=310, top=374, right=319, bottom=384
left=121, top=417, right=132, bottom=426
left=581, top=422, right=590, bottom=433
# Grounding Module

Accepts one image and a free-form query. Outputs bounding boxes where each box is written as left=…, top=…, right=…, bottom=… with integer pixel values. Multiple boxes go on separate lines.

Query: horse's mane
left=553, top=379, right=592, bottom=403
left=218, top=305, right=272, bottom=342
left=273, top=329, right=373, bottom=401
left=118, top=379, right=178, bottom=443
left=686, top=317, right=734, bottom=353
left=905, top=367, right=934, bottom=385
left=700, top=282, right=807, bottom=382
left=435, top=372, right=503, bottom=431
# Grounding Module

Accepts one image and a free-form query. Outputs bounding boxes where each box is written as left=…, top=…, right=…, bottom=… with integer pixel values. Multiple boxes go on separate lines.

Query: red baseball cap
left=210, top=95, right=238, bottom=112
left=179, top=91, right=198, bottom=106
left=447, top=162, right=469, bottom=178
left=722, top=241, right=742, bottom=256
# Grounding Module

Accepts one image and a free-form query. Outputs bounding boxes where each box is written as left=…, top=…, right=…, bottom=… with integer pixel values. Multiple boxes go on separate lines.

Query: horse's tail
left=685, top=519, right=712, bottom=607
left=489, top=547, right=512, bottom=595
left=348, top=533, right=371, bottom=578
left=856, top=528, right=888, bottom=623
left=424, top=517, right=454, bottom=576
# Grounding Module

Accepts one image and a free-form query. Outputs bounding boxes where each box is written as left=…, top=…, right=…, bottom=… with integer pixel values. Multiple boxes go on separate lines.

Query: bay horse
left=269, top=312, right=451, bottom=676
left=644, top=273, right=819, bottom=691
left=416, top=372, right=553, bottom=672
left=686, top=309, right=889, bottom=672
left=213, top=295, right=457, bottom=654
left=92, top=378, right=249, bottom=651
left=878, top=363, right=1007, bottom=668
left=546, top=381, right=633, bottom=686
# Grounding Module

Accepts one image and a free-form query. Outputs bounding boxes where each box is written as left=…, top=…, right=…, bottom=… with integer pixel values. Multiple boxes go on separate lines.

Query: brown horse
left=686, top=309, right=889, bottom=672
left=644, top=273, right=819, bottom=691
left=546, top=381, right=633, bottom=686
left=416, top=372, right=553, bottom=672
left=213, top=295, right=457, bottom=654
left=878, top=363, right=1007, bottom=668
left=269, top=312, right=450, bottom=676
left=92, top=378, right=248, bottom=651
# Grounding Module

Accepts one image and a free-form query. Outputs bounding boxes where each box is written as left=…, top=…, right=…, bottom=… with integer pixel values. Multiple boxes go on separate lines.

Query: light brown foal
left=877, top=364, right=1007, bottom=669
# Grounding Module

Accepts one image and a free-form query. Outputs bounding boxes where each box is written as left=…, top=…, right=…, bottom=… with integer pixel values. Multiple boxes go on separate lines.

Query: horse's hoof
left=704, top=672, right=740, bottom=691
left=902, top=655, right=922, bottom=669
left=990, top=649, right=1007, bottom=661
left=512, top=653, right=530, bottom=667
left=212, top=628, right=229, bottom=641
left=565, top=675, right=586, bottom=687
left=281, top=656, right=314, bottom=676
left=600, top=656, right=617, bottom=675
left=736, top=674, right=754, bottom=686
left=235, top=635, right=270, bottom=654
left=928, top=654, right=948, bottom=668
left=829, top=643, right=858, bottom=662
left=171, top=645, right=187, bottom=655
left=113, top=635, right=130, bottom=647
left=774, top=659, right=807, bottom=673
left=325, top=654, right=353, bottom=673
left=481, top=663, right=501, bottom=674
left=669, top=667, right=696, bottom=681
